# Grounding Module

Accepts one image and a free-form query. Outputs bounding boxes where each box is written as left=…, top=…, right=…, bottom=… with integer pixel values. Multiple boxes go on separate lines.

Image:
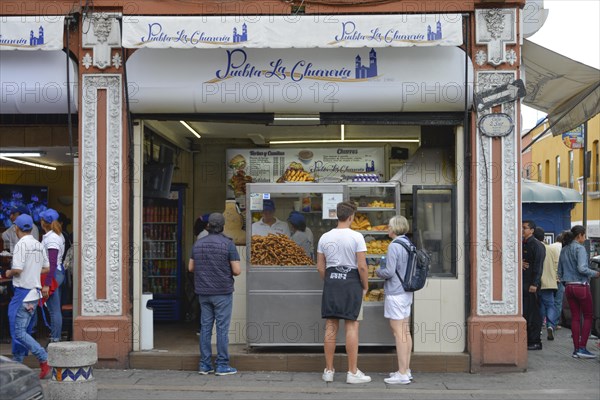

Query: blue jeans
left=46, top=269, right=64, bottom=342
left=539, top=289, right=558, bottom=329
left=13, top=300, right=47, bottom=363
left=554, top=282, right=565, bottom=325
left=198, top=294, right=233, bottom=370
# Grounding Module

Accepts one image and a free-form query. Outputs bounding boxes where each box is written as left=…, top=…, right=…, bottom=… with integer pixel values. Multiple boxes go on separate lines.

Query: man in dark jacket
left=188, top=213, right=241, bottom=375
left=522, top=220, right=545, bottom=350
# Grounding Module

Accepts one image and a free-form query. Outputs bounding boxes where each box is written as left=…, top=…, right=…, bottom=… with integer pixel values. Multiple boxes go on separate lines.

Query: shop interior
left=0, top=118, right=458, bottom=353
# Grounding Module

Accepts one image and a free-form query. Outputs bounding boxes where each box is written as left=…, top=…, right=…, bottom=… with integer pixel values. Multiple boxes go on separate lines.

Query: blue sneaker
left=198, top=367, right=214, bottom=375
left=576, top=348, right=597, bottom=359
left=572, top=351, right=580, bottom=358
left=215, top=366, right=237, bottom=376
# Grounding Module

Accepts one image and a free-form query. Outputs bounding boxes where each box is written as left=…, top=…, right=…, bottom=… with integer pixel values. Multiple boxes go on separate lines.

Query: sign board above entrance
left=0, top=16, right=65, bottom=51
left=122, top=14, right=463, bottom=49
left=126, top=46, right=473, bottom=114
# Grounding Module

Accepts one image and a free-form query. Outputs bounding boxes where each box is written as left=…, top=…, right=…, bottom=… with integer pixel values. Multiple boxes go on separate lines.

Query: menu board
left=226, top=147, right=385, bottom=198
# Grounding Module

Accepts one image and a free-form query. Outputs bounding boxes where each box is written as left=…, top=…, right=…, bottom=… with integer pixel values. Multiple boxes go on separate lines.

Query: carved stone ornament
left=82, top=13, right=122, bottom=69
left=112, top=52, right=122, bottom=69
left=506, top=49, right=517, bottom=66
left=475, top=71, right=519, bottom=316
left=475, top=8, right=516, bottom=66
left=475, top=50, right=487, bottom=66
left=82, top=53, right=92, bottom=69
left=81, top=74, right=123, bottom=316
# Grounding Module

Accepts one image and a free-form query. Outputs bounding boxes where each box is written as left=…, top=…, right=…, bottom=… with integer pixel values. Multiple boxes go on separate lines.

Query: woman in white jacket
left=39, top=208, right=66, bottom=343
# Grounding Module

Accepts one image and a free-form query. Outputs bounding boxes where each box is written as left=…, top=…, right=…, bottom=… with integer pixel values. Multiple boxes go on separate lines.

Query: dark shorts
left=321, top=267, right=363, bottom=320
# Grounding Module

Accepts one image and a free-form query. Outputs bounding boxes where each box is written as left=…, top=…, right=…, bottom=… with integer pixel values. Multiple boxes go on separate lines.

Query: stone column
left=467, top=7, right=527, bottom=372
left=73, top=11, right=132, bottom=368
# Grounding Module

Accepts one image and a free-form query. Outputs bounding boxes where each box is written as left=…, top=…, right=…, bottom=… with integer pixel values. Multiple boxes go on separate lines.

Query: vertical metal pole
left=583, top=121, right=588, bottom=233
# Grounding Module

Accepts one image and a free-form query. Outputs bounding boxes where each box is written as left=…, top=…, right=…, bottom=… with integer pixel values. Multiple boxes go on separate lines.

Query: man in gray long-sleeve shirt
left=522, top=220, right=545, bottom=350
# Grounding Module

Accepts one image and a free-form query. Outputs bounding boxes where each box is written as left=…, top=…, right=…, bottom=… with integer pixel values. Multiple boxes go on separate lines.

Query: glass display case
left=245, top=182, right=399, bottom=346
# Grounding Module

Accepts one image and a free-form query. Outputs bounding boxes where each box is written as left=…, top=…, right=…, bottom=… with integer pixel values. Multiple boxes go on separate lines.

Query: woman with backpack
left=558, top=225, right=600, bottom=359
left=376, top=215, right=413, bottom=385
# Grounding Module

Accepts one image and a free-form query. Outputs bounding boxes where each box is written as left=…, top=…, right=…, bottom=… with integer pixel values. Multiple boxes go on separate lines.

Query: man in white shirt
left=317, top=201, right=370, bottom=384
left=251, top=199, right=290, bottom=237
left=3, top=214, right=51, bottom=378
left=2, top=205, right=40, bottom=253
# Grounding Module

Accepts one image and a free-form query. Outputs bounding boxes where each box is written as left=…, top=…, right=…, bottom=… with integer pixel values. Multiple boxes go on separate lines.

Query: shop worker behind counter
left=2, top=205, right=40, bottom=253
left=188, top=213, right=241, bottom=376
left=251, top=199, right=291, bottom=237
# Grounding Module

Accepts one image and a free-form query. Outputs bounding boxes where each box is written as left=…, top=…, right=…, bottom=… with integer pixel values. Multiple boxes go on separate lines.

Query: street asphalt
left=42, top=326, right=599, bottom=400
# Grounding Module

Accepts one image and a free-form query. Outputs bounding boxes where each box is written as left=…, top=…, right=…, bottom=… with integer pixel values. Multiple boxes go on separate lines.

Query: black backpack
left=392, top=238, right=431, bottom=292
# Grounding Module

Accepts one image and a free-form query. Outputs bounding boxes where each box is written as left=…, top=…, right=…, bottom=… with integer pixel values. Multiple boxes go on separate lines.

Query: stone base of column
left=74, top=315, right=132, bottom=369
left=468, top=315, right=527, bottom=372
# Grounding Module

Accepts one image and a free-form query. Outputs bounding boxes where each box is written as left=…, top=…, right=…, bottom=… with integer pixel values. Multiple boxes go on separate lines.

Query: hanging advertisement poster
left=226, top=147, right=384, bottom=198
left=562, top=125, right=584, bottom=149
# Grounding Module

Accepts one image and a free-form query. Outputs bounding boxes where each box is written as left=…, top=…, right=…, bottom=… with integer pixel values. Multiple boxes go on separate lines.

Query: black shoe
left=527, top=343, right=542, bottom=350
left=547, top=327, right=554, bottom=341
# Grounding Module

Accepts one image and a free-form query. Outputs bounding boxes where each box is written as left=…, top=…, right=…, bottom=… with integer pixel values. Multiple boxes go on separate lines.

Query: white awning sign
left=0, top=16, right=65, bottom=51
left=122, top=14, right=463, bottom=49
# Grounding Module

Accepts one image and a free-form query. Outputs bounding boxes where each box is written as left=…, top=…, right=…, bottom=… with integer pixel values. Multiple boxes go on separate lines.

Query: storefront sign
left=0, top=17, right=65, bottom=50
left=562, top=125, right=584, bottom=149
left=123, top=14, right=463, bottom=49
left=478, top=113, right=514, bottom=137
left=226, top=147, right=384, bottom=198
left=127, top=46, right=473, bottom=113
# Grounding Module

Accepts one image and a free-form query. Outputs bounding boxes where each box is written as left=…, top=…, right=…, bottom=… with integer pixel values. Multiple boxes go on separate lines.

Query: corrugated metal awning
left=522, top=179, right=582, bottom=203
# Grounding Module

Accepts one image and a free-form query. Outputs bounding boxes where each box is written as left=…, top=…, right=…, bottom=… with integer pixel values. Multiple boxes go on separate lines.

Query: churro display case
left=245, top=182, right=399, bottom=346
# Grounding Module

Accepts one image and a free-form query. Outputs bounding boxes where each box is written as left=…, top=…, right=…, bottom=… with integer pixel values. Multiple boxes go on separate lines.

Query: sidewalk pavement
left=46, top=327, right=600, bottom=400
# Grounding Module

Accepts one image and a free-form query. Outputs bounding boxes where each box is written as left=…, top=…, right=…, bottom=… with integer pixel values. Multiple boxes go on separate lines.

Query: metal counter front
left=246, top=182, right=397, bottom=346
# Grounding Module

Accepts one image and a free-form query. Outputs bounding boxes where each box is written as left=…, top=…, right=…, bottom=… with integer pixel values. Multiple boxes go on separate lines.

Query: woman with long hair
left=39, top=208, right=66, bottom=343
left=558, top=225, right=600, bottom=358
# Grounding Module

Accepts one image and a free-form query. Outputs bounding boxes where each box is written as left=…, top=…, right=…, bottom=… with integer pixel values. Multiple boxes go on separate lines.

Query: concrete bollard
left=47, top=341, right=98, bottom=400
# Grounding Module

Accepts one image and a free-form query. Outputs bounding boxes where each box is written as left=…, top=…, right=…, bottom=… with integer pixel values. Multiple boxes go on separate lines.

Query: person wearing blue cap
left=39, top=208, right=66, bottom=343
left=251, top=199, right=291, bottom=237
left=194, top=213, right=211, bottom=240
left=287, top=211, right=314, bottom=260
left=3, top=213, right=51, bottom=379
left=2, top=204, right=40, bottom=253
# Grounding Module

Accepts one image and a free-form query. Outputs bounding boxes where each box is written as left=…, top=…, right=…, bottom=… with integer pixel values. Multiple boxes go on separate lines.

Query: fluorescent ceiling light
left=273, top=116, right=320, bottom=121
left=180, top=121, right=201, bottom=138
left=270, top=123, right=419, bottom=144
left=0, top=156, right=56, bottom=170
left=271, top=114, right=321, bottom=125
left=270, top=139, right=420, bottom=144
left=0, top=152, right=42, bottom=157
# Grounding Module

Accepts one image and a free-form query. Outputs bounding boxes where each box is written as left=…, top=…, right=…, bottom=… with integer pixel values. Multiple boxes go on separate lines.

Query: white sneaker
left=384, top=371, right=411, bottom=385
left=389, top=369, right=412, bottom=380
left=322, top=368, right=334, bottom=382
left=346, top=369, right=371, bottom=384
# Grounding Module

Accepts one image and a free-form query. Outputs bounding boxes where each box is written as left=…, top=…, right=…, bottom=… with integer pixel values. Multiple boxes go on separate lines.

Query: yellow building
left=523, top=114, right=600, bottom=254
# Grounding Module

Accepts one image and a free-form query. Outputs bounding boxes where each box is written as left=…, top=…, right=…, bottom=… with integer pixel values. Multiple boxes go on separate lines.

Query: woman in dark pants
left=558, top=225, right=600, bottom=358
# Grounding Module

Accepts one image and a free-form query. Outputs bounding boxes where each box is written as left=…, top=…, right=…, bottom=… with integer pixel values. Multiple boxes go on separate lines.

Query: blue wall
left=522, top=203, right=575, bottom=242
